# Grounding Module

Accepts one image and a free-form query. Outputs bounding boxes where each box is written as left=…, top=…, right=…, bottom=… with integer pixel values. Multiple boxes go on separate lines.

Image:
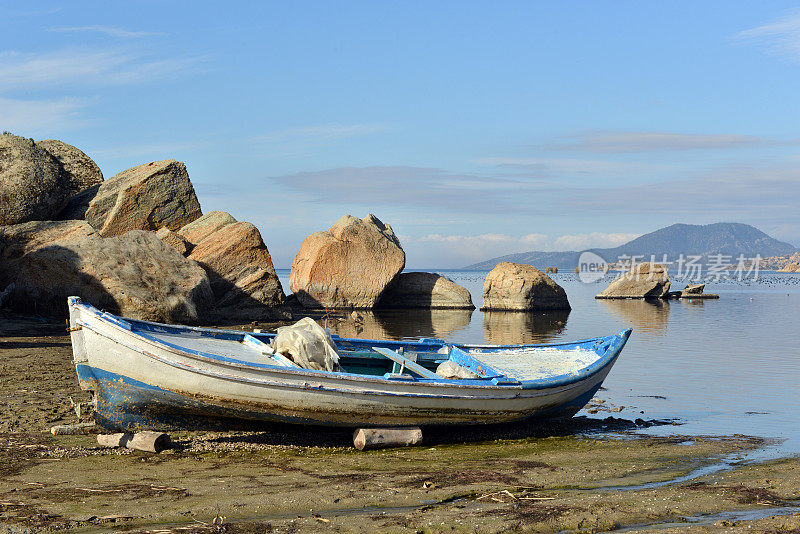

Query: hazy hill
left=463, top=223, right=798, bottom=270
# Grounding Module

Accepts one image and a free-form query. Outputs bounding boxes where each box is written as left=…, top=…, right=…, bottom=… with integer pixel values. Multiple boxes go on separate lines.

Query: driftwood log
left=97, top=431, right=171, bottom=452
left=353, top=427, right=422, bottom=450
left=50, top=422, right=100, bottom=435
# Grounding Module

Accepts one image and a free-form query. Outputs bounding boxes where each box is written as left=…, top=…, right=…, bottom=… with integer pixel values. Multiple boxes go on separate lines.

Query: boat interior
left=87, top=308, right=619, bottom=384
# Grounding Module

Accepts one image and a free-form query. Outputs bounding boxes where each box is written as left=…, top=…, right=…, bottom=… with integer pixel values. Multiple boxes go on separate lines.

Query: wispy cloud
left=473, top=156, right=656, bottom=176
left=248, top=124, right=388, bottom=158
left=268, top=166, right=542, bottom=212
left=0, top=97, right=89, bottom=135
left=736, top=10, right=800, bottom=61
left=412, top=231, right=640, bottom=265
left=546, top=131, right=765, bottom=153
left=48, top=26, right=166, bottom=38
left=0, top=48, right=201, bottom=92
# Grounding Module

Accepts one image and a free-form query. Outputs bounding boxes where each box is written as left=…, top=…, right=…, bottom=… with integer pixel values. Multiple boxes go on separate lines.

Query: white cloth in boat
left=435, top=360, right=479, bottom=379
left=272, top=317, right=340, bottom=372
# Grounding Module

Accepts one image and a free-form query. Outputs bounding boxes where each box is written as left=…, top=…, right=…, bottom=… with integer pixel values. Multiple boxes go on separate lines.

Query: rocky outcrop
left=156, top=227, right=192, bottom=255
left=378, top=272, right=475, bottom=309
left=188, top=222, right=287, bottom=320
left=778, top=255, right=800, bottom=273
left=595, top=263, right=671, bottom=299
left=0, top=134, right=71, bottom=225
left=290, top=214, right=405, bottom=308
left=85, top=160, right=202, bottom=237
left=481, top=262, right=571, bottom=311
left=0, top=221, right=213, bottom=322
left=665, top=283, right=720, bottom=300
left=177, top=210, right=236, bottom=245
left=36, top=139, right=103, bottom=196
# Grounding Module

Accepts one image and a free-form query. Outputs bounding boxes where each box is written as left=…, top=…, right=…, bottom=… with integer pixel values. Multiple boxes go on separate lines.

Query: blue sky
left=3, top=1, right=800, bottom=267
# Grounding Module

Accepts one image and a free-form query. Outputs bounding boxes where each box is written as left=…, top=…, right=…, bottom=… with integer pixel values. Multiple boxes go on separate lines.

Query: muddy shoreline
left=2, top=312, right=799, bottom=533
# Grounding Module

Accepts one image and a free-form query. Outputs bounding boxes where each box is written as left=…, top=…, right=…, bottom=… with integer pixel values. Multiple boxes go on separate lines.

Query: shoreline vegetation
left=2, top=313, right=800, bottom=532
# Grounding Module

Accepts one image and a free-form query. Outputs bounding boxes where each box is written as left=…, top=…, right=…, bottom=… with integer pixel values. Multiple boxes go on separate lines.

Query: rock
left=85, top=159, right=202, bottom=236
left=188, top=221, right=288, bottom=320
left=36, top=139, right=103, bottom=196
left=290, top=214, right=405, bottom=308
left=0, top=221, right=213, bottom=322
left=353, top=427, right=423, bottom=451
left=481, top=262, right=571, bottom=311
left=0, top=133, right=71, bottom=224
left=681, top=283, right=705, bottom=295
left=51, top=422, right=100, bottom=435
left=156, top=227, right=192, bottom=255
left=58, top=184, right=101, bottom=220
left=177, top=210, right=237, bottom=245
left=595, top=263, right=671, bottom=299
left=779, top=261, right=800, bottom=273
left=378, top=272, right=475, bottom=309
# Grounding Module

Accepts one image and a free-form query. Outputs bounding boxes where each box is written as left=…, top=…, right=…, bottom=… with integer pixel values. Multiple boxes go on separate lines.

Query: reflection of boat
left=483, top=310, right=570, bottom=345
left=599, top=298, right=670, bottom=335
left=68, top=297, right=631, bottom=431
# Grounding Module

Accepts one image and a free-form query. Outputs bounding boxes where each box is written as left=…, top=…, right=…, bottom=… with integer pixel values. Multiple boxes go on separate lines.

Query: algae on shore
left=1, top=313, right=799, bottom=533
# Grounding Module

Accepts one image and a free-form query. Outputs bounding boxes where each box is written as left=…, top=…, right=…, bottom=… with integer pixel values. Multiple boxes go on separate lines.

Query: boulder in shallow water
left=36, top=139, right=103, bottom=196
left=595, top=263, right=671, bottom=299
left=188, top=221, right=288, bottom=320
left=85, top=159, right=202, bottom=236
left=0, top=134, right=71, bottom=225
left=290, top=214, right=405, bottom=308
left=481, top=262, right=571, bottom=311
left=378, top=272, right=475, bottom=309
left=0, top=221, right=213, bottom=322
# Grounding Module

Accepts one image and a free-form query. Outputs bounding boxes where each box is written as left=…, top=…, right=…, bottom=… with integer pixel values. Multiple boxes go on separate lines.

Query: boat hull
left=68, top=298, right=628, bottom=431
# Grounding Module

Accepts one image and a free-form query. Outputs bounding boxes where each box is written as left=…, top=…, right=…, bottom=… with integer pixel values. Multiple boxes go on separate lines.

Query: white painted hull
left=67, top=298, right=629, bottom=430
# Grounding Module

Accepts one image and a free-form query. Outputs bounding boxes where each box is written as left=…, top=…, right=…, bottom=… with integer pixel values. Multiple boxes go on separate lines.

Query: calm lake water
left=276, top=269, right=800, bottom=457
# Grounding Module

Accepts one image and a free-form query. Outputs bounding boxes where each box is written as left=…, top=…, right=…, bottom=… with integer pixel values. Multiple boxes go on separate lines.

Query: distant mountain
left=463, top=223, right=799, bottom=270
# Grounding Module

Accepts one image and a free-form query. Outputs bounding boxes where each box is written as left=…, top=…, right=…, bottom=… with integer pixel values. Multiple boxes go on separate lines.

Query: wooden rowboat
left=67, top=297, right=632, bottom=431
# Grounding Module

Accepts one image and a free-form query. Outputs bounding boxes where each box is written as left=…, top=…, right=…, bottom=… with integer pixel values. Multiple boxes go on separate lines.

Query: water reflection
left=482, top=310, right=570, bottom=345
left=598, top=299, right=670, bottom=336
left=327, top=309, right=473, bottom=341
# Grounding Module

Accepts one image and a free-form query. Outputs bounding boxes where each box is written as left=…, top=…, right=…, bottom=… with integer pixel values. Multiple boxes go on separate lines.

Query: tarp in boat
left=435, top=360, right=479, bottom=379
left=272, top=317, right=340, bottom=372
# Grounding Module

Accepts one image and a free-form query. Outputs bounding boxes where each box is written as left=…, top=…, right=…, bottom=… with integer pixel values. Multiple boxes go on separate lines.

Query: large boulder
left=156, top=227, right=192, bottom=255
left=595, top=262, right=671, bottom=299
left=290, top=214, right=405, bottom=308
left=0, top=134, right=71, bottom=225
left=188, top=221, right=288, bottom=320
left=177, top=210, right=237, bottom=245
left=0, top=221, right=213, bottom=322
left=36, top=139, right=103, bottom=196
left=481, top=262, right=571, bottom=311
left=85, top=159, right=202, bottom=236
left=378, top=272, right=475, bottom=309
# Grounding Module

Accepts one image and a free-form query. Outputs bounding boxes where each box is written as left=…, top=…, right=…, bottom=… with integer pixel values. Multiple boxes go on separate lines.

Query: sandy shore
left=1, top=312, right=799, bottom=533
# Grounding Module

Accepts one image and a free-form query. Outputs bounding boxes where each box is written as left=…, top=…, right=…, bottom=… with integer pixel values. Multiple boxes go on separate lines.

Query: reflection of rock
left=598, top=298, right=670, bottom=335
left=596, top=263, right=670, bottom=299
left=482, top=310, right=569, bottom=345
left=378, top=272, right=474, bottom=309
left=327, top=308, right=473, bottom=341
